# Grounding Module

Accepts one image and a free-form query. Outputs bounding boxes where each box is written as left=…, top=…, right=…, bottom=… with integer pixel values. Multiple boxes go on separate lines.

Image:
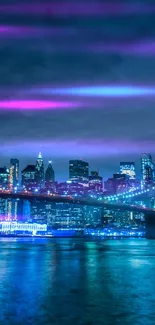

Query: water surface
left=0, top=238, right=155, bottom=325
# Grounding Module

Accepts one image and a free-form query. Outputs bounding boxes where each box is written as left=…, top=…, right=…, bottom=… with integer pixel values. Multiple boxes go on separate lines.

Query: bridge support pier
left=145, top=212, right=155, bottom=239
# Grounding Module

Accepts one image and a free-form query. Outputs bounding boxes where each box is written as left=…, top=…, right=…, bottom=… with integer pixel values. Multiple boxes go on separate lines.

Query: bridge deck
left=0, top=192, right=154, bottom=215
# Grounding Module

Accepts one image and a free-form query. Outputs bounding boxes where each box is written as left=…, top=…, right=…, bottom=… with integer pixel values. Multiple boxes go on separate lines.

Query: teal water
left=0, top=238, right=155, bottom=325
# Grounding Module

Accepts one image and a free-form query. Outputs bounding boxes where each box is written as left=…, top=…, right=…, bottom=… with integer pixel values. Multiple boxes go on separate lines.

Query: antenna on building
left=38, top=152, right=42, bottom=159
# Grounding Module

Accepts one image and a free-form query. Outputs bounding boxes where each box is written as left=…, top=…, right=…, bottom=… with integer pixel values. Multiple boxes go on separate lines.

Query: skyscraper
left=45, top=161, right=55, bottom=189
left=9, top=159, right=19, bottom=190
left=0, top=167, right=9, bottom=190
left=120, top=162, right=136, bottom=179
left=35, top=153, right=44, bottom=188
left=104, top=174, right=127, bottom=195
left=141, top=153, right=154, bottom=183
left=69, top=160, right=89, bottom=182
left=89, top=171, right=103, bottom=193
left=22, top=165, right=36, bottom=191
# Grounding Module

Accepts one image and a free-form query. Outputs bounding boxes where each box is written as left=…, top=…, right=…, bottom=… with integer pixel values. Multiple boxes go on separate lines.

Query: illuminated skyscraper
left=45, top=161, right=55, bottom=190
left=120, top=162, right=135, bottom=179
left=0, top=167, right=9, bottom=189
left=35, top=153, right=44, bottom=188
left=22, top=165, right=36, bottom=191
left=69, top=160, right=89, bottom=182
left=89, top=171, right=103, bottom=193
left=9, top=159, right=19, bottom=189
left=141, top=153, right=154, bottom=183
left=104, top=174, right=127, bottom=195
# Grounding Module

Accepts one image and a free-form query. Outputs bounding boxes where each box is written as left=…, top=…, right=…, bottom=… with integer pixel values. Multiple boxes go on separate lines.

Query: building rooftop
left=0, top=167, right=9, bottom=174
left=22, top=165, right=36, bottom=173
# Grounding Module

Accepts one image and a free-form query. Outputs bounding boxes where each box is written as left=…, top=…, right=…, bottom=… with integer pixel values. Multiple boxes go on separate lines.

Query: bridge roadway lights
left=145, top=211, right=155, bottom=239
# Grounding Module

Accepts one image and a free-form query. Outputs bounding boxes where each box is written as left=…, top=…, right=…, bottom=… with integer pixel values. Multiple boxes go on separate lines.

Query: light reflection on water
left=0, top=238, right=155, bottom=325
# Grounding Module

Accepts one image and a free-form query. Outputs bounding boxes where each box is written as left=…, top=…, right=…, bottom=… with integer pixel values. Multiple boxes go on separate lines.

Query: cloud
left=0, top=0, right=154, bottom=179
left=0, top=100, right=79, bottom=110
left=31, top=85, right=155, bottom=97
left=0, top=1, right=155, bottom=17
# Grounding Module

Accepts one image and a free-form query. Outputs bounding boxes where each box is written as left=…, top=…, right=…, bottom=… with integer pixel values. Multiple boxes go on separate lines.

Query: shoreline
left=0, top=234, right=146, bottom=239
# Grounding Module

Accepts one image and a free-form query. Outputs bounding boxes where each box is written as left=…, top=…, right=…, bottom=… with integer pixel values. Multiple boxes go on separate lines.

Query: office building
left=23, top=200, right=31, bottom=221
left=9, top=159, right=19, bottom=190
left=89, top=171, right=103, bottom=193
left=45, top=161, right=55, bottom=190
left=69, top=160, right=89, bottom=182
left=104, top=174, right=127, bottom=195
left=141, top=153, right=154, bottom=183
left=0, top=222, right=47, bottom=235
left=120, top=162, right=136, bottom=179
left=0, top=198, right=8, bottom=218
left=22, top=165, right=36, bottom=191
left=56, top=181, right=86, bottom=197
left=0, top=167, right=9, bottom=189
left=35, top=152, right=44, bottom=188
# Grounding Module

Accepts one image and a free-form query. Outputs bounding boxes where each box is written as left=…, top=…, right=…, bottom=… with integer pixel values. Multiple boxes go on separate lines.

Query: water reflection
left=0, top=238, right=155, bottom=324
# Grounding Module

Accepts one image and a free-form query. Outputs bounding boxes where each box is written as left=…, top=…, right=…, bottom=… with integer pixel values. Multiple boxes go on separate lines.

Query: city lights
left=0, top=222, right=47, bottom=235
left=0, top=152, right=154, bottom=237
left=105, top=186, right=155, bottom=202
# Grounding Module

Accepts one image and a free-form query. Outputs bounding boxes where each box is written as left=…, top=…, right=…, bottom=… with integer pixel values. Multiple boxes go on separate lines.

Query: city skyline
left=0, top=152, right=155, bottom=182
left=0, top=2, right=155, bottom=324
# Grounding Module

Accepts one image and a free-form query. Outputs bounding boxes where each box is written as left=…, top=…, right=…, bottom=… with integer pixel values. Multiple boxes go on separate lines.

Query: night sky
left=0, top=0, right=155, bottom=180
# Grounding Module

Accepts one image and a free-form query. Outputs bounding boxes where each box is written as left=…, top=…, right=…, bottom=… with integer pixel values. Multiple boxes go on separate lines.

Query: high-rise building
left=23, top=200, right=31, bottom=221
left=22, top=165, right=36, bottom=191
left=120, top=162, right=136, bottom=179
left=0, top=167, right=9, bottom=189
left=56, top=181, right=86, bottom=198
left=45, top=161, right=55, bottom=190
left=0, top=198, right=8, bottom=218
left=104, top=174, right=127, bottom=195
left=89, top=171, right=103, bottom=193
left=35, top=153, right=44, bottom=188
left=69, top=160, right=89, bottom=182
left=141, top=153, right=154, bottom=183
left=113, top=174, right=127, bottom=193
left=9, top=159, right=19, bottom=190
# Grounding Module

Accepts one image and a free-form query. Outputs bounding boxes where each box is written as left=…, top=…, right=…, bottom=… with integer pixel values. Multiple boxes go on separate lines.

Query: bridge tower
left=145, top=212, right=155, bottom=239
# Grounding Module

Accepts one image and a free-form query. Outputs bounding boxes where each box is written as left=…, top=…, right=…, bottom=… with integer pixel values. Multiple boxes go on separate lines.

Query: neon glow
left=0, top=100, right=79, bottom=110
left=34, top=86, right=155, bottom=97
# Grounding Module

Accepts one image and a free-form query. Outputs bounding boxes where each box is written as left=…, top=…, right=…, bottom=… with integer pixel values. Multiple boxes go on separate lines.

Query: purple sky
left=0, top=0, right=154, bottom=180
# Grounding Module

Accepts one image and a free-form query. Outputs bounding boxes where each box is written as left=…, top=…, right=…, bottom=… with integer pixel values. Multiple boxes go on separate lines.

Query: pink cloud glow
left=0, top=100, right=79, bottom=110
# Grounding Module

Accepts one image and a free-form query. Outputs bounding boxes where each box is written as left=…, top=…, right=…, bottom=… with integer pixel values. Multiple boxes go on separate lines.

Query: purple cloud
left=1, top=140, right=155, bottom=158
left=88, top=41, right=155, bottom=56
left=0, top=25, right=77, bottom=38
left=0, top=2, right=155, bottom=16
left=0, top=25, right=154, bottom=58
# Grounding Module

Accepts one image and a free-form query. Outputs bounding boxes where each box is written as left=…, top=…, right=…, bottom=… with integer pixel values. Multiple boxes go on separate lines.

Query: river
left=0, top=237, right=155, bottom=325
